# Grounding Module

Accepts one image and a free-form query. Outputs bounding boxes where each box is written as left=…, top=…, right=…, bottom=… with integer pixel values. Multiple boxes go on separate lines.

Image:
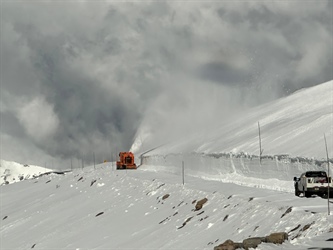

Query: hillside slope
left=1, top=81, right=332, bottom=250
left=0, top=159, right=52, bottom=185
left=1, top=164, right=332, bottom=250
left=133, top=80, right=333, bottom=160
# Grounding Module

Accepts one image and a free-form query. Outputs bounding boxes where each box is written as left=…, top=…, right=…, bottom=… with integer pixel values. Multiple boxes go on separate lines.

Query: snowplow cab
left=116, top=152, right=137, bottom=170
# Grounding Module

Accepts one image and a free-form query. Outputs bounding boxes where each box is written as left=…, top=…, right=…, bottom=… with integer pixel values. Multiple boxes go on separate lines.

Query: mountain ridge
left=133, top=80, right=333, bottom=160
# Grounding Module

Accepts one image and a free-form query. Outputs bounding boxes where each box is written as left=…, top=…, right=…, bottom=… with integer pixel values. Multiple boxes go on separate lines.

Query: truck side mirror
left=293, top=177, right=297, bottom=181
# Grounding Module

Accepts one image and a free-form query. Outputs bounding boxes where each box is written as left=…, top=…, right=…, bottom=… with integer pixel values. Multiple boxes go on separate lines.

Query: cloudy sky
left=1, top=0, right=332, bottom=167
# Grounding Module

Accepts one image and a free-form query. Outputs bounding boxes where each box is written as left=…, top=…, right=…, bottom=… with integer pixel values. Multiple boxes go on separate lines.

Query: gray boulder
left=243, top=237, right=266, bottom=250
left=265, top=232, right=288, bottom=244
left=214, top=239, right=243, bottom=250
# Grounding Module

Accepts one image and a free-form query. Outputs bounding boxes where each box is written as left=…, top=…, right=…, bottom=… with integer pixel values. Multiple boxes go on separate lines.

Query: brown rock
left=195, top=198, right=208, bottom=210
left=162, top=194, right=170, bottom=200
left=214, top=239, right=243, bottom=250
left=265, top=232, right=288, bottom=244
left=243, top=237, right=266, bottom=249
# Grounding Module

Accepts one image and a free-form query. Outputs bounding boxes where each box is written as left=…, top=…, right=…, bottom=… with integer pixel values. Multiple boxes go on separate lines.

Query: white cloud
left=16, top=97, right=59, bottom=142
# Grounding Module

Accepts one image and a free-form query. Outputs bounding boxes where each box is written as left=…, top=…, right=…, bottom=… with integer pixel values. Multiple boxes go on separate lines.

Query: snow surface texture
left=1, top=164, right=332, bottom=250
left=1, top=82, right=333, bottom=249
left=132, top=80, right=333, bottom=160
left=0, top=159, right=51, bottom=185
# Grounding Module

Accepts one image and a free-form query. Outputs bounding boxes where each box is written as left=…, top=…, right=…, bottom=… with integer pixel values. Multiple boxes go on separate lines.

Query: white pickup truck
left=294, top=171, right=332, bottom=198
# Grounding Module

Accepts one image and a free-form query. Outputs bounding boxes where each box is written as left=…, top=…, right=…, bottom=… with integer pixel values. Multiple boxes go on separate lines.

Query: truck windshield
left=125, top=156, right=132, bottom=164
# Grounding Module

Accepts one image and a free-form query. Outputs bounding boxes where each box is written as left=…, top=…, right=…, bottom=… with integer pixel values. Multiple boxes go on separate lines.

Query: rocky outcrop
left=214, top=239, right=242, bottom=250
left=266, top=232, right=288, bottom=244
left=243, top=237, right=266, bottom=249
left=214, top=232, right=288, bottom=250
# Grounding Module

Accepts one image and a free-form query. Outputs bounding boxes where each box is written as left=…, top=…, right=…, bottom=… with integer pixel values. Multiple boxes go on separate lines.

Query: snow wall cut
left=141, top=153, right=332, bottom=192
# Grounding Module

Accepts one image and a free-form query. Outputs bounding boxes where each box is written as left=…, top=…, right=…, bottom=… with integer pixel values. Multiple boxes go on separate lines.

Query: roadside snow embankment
left=141, top=153, right=331, bottom=192
left=1, top=166, right=332, bottom=250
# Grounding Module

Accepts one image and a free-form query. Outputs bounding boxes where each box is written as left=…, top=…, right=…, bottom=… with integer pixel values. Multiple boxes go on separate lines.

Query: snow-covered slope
left=133, top=80, right=333, bottom=160
left=1, top=82, right=333, bottom=250
left=0, top=159, right=52, bottom=185
left=132, top=81, right=333, bottom=189
left=1, top=164, right=332, bottom=250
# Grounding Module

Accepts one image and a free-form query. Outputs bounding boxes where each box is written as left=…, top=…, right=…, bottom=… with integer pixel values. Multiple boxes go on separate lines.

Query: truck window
left=125, top=156, right=132, bottom=164
left=305, top=172, right=327, bottom=177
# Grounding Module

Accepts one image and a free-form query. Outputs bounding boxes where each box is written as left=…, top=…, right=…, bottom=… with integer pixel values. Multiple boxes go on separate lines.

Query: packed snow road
left=1, top=163, right=332, bottom=250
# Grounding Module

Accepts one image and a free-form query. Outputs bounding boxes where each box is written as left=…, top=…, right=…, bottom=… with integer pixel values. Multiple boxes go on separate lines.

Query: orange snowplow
left=116, top=152, right=137, bottom=170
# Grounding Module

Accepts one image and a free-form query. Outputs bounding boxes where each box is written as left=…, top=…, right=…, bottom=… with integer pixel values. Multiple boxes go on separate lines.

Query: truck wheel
left=304, top=191, right=311, bottom=198
left=319, top=193, right=326, bottom=198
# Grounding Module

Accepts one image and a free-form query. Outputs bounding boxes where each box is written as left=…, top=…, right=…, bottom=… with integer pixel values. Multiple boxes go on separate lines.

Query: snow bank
left=141, top=153, right=332, bottom=192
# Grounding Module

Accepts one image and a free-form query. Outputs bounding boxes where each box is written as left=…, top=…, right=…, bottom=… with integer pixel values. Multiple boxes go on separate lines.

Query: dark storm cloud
left=203, top=1, right=332, bottom=94
left=1, top=1, right=332, bottom=166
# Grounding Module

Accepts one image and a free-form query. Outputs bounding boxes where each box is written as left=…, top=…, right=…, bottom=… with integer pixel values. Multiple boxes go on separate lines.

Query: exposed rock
left=197, top=211, right=204, bottom=216
left=162, top=194, right=170, bottom=200
left=301, top=222, right=314, bottom=232
left=266, top=232, right=288, bottom=244
left=177, top=201, right=184, bottom=207
left=288, top=224, right=301, bottom=233
left=95, top=212, right=104, bottom=217
left=199, top=215, right=209, bottom=221
left=159, top=216, right=170, bottom=224
left=281, top=207, right=292, bottom=218
left=195, top=198, right=208, bottom=211
left=178, top=216, right=193, bottom=229
left=214, top=239, right=243, bottom=250
left=292, top=222, right=315, bottom=240
left=243, top=237, right=266, bottom=249
left=156, top=183, right=165, bottom=189
left=215, top=232, right=289, bottom=250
